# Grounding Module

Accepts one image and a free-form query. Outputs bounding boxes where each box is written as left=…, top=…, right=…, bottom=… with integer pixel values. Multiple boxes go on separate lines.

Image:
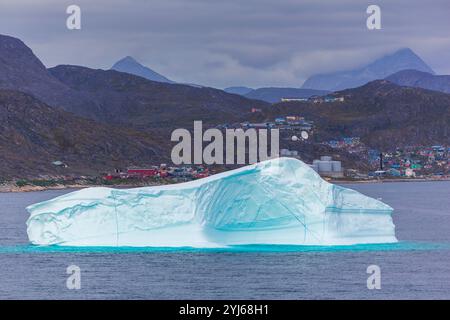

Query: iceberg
left=26, top=158, right=397, bottom=247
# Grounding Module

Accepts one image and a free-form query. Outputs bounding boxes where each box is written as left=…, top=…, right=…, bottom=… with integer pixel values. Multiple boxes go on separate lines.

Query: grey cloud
left=0, top=0, right=449, bottom=88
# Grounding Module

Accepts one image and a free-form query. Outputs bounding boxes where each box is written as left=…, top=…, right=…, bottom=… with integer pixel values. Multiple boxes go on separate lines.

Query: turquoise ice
left=26, top=158, right=397, bottom=247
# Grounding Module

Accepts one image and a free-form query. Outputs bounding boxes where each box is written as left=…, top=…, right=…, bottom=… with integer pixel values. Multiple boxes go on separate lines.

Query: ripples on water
left=0, top=181, right=449, bottom=299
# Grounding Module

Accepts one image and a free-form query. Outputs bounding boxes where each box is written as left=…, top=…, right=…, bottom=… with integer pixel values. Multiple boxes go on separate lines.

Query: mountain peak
left=396, top=47, right=415, bottom=55
left=0, top=33, right=47, bottom=71
left=115, top=56, right=140, bottom=65
left=111, top=56, right=174, bottom=83
left=302, top=48, right=434, bottom=91
left=368, top=48, right=435, bottom=75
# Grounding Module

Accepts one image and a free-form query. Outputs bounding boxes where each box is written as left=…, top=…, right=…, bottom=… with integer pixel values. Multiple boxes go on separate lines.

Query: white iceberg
left=26, top=158, right=397, bottom=247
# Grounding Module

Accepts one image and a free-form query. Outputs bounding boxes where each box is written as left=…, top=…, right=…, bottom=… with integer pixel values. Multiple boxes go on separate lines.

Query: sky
left=1, top=0, right=449, bottom=88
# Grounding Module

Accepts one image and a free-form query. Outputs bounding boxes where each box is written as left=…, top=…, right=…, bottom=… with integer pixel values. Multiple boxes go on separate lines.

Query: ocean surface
left=0, top=181, right=449, bottom=299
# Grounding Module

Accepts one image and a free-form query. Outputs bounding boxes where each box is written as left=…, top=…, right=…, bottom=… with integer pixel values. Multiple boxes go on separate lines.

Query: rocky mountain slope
left=0, top=34, right=268, bottom=129
left=272, top=80, right=450, bottom=150
left=0, top=34, right=101, bottom=120
left=49, top=65, right=268, bottom=129
left=302, top=48, right=434, bottom=91
left=386, top=69, right=450, bottom=94
left=0, top=90, right=165, bottom=178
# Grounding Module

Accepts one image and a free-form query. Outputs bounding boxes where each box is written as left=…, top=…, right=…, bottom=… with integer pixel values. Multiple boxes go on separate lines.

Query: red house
left=127, top=168, right=158, bottom=177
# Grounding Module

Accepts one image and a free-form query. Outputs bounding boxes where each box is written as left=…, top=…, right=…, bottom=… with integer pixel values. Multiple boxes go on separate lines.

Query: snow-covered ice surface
left=26, top=158, right=397, bottom=247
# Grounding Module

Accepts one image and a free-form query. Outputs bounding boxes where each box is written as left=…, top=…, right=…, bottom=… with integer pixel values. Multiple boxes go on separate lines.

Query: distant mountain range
left=224, top=86, right=329, bottom=103
left=224, top=86, right=254, bottom=95
left=111, top=56, right=174, bottom=83
left=386, top=69, right=450, bottom=94
left=302, top=48, right=435, bottom=91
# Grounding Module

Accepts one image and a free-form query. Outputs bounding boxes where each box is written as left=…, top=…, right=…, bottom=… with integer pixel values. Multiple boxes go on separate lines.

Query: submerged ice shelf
left=26, top=158, right=397, bottom=247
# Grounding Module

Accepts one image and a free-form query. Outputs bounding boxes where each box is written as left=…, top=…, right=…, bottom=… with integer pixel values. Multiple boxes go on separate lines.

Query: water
left=0, top=181, right=449, bottom=299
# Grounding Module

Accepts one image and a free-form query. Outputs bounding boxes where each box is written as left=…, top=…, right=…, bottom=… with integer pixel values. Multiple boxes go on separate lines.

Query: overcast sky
left=1, top=0, right=449, bottom=88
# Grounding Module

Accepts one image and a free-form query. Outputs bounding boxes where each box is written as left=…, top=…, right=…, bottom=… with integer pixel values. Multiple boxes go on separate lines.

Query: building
left=127, top=168, right=159, bottom=178
left=310, top=156, right=344, bottom=178
left=275, top=117, right=286, bottom=124
left=280, top=97, right=308, bottom=102
left=309, top=96, right=324, bottom=104
left=405, top=168, right=416, bottom=177
left=324, top=96, right=345, bottom=103
left=286, top=115, right=304, bottom=122
left=280, top=149, right=299, bottom=157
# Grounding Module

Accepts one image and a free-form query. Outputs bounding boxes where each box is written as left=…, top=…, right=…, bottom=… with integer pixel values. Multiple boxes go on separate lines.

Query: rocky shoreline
left=1, top=177, right=449, bottom=193
left=0, top=182, right=162, bottom=193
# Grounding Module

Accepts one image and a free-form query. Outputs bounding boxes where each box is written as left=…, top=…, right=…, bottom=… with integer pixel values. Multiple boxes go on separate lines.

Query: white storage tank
left=332, top=161, right=342, bottom=172
left=318, top=161, right=332, bottom=172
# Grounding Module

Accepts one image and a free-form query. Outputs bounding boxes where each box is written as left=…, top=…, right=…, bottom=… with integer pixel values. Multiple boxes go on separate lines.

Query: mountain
left=224, top=86, right=254, bottom=95
left=302, top=48, right=435, bottom=91
left=49, top=65, right=269, bottom=129
left=244, top=87, right=330, bottom=103
left=0, top=89, right=165, bottom=178
left=271, top=80, right=450, bottom=150
left=0, top=34, right=268, bottom=129
left=111, top=56, right=174, bottom=83
left=0, top=34, right=99, bottom=120
left=386, top=69, right=450, bottom=94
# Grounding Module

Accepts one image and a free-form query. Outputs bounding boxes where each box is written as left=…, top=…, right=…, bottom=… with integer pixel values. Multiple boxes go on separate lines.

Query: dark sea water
left=0, top=181, right=449, bottom=299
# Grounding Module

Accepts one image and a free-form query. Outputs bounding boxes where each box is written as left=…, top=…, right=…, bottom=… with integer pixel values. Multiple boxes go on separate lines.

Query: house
left=250, top=122, right=274, bottom=128
left=373, top=170, right=386, bottom=177
left=308, top=95, right=324, bottom=104
left=387, top=168, right=401, bottom=177
left=52, top=160, right=68, bottom=168
left=275, top=117, right=286, bottom=124
left=280, top=149, right=298, bottom=157
left=127, top=168, right=159, bottom=178
left=405, top=168, right=416, bottom=177
left=170, top=167, right=192, bottom=178
left=286, top=115, right=304, bottom=122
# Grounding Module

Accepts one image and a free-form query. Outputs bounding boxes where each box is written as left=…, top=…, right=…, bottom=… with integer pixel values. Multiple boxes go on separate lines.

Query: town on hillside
left=33, top=112, right=448, bottom=188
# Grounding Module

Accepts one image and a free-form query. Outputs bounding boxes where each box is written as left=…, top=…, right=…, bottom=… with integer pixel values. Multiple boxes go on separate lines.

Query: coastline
left=330, top=177, right=450, bottom=184
left=0, top=182, right=161, bottom=193
left=1, top=177, right=449, bottom=193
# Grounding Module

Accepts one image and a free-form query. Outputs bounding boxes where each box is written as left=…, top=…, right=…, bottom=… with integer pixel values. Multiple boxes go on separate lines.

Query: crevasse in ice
left=26, top=158, right=397, bottom=247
